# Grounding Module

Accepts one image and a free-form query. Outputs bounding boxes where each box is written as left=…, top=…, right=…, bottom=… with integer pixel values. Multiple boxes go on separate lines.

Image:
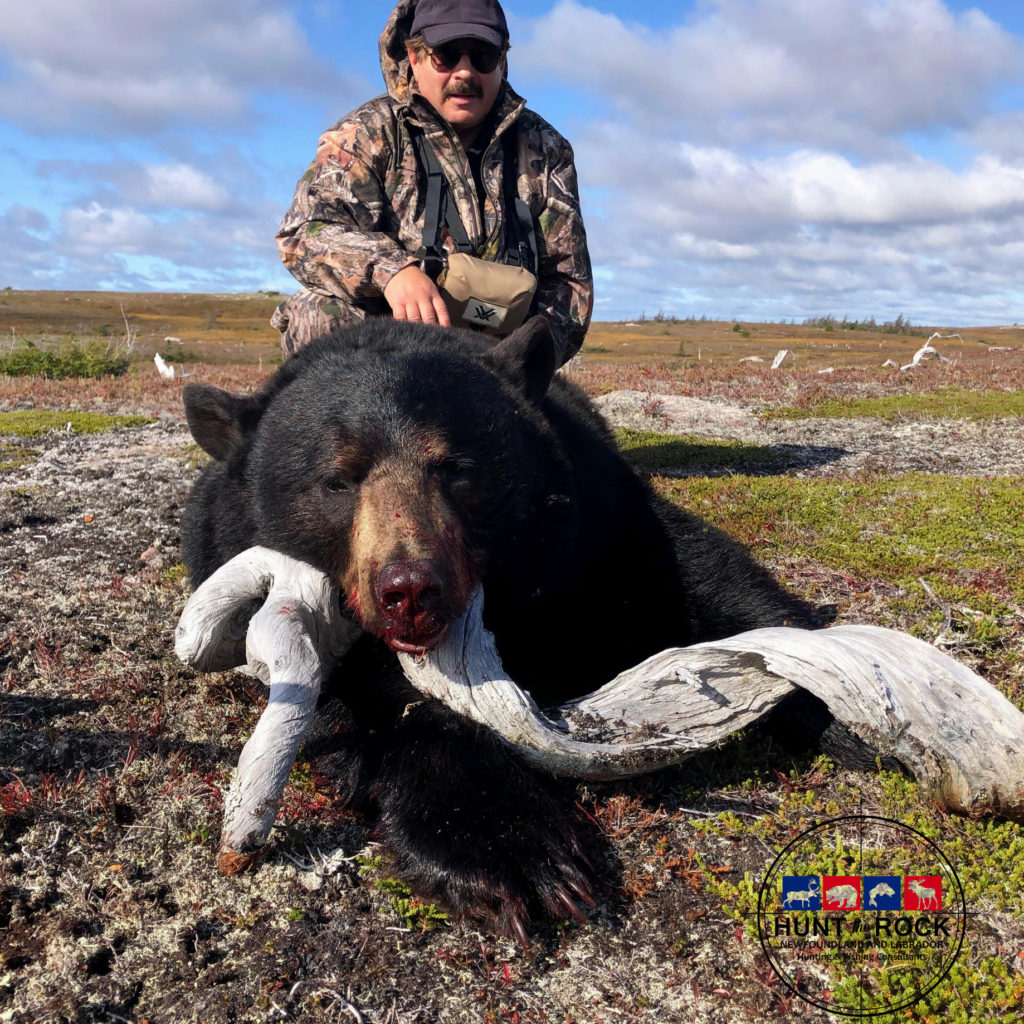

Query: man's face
left=408, top=38, right=505, bottom=143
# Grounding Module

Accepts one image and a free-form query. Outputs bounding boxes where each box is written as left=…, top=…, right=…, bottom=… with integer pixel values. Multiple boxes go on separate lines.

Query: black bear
left=181, top=317, right=818, bottom=941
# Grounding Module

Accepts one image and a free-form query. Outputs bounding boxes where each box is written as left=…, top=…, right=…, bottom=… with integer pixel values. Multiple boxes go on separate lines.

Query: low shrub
left=0, top=341, right=129, bottom=379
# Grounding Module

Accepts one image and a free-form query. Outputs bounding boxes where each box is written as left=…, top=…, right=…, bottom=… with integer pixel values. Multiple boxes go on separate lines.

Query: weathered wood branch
left=175, top=549, right=1024, bottom=871
left=400, top=589, right=1024, bottom=819
left=175, top=547, right=360, bottom=871
left=397, top=589, right=796, bottom=778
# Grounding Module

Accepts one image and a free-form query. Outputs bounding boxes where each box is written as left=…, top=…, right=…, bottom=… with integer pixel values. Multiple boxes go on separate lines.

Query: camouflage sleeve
left=275, top=116, right=418, bottom=303
left=533, top=137, right=593, bottom=364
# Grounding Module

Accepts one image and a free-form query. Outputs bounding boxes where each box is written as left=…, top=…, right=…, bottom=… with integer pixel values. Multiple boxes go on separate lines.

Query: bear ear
left=485, top=316, right=557, bottom=405
left=183, top=383, right=259, bottom=461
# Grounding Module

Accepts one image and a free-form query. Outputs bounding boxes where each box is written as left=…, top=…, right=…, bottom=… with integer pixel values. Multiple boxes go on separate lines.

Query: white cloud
left=0, top=0, right=358, bottom=134
left=0, top=194, right=289, bottom=293
left=4, top=203, right=48, bottom=231
left=575, top=122, right=1024, bottom=321
left=513, top=0, right=1024, bottom=322
left=62, top=204, right=159, bottom=254
left=34, top=153, right=261, bottom=214
left=968, top=111, right=1024, bottom=163
left=518, top=0, right=1021, bottom=150
left=59, top=199, right=278, bottom=261
left=140, top=164, right=233, bottom=212
left=576, top=123, right=1024, bottom=239
left=3, top=0, right=1022, bottom=321
left=0, top=206, right=59, bottom=286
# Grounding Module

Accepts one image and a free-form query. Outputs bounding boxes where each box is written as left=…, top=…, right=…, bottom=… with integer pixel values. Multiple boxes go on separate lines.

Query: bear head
left=183, top=317, right=577, bottom=655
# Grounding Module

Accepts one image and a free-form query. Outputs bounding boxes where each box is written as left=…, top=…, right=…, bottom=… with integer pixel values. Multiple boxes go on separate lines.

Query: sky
left=1, top=0, right=1023, bottom=325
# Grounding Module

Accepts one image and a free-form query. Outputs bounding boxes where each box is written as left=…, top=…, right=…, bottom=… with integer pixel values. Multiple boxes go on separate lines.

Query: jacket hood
left=379, top=0, right=523, bottom=126
left=379, top=0, right=419, bottom=103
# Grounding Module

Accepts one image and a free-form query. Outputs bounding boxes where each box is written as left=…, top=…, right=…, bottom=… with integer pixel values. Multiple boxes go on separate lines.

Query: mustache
left=443, top=80, right=483, bottom=99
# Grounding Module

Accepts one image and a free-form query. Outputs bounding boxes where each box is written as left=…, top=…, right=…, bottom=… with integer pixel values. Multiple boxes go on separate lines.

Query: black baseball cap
left=409, top=0, right=510, bottom=48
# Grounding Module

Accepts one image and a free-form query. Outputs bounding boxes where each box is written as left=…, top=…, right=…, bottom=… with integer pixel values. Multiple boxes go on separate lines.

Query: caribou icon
left=783, top=879, right=820, bottom=908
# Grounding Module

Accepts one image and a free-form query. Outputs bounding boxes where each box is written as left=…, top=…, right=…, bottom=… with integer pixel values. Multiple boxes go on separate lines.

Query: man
left=272, top=0, right=593, bottom=365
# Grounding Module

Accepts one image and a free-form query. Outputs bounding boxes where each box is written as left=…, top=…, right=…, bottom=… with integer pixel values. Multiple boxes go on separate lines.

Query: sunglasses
left=426, top=43, right=503, bottom=74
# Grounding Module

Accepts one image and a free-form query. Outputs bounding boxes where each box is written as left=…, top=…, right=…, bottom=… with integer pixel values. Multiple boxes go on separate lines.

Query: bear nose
left=375, top=560, right=444, bottom=616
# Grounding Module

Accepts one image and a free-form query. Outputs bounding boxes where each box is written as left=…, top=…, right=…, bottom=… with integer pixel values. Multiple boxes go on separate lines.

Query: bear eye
left=436, top=458, right=472, bottom=481
left=324, top=474, right=353, bottom=494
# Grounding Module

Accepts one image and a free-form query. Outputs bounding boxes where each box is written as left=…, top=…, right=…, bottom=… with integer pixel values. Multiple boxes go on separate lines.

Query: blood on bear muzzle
left=372, top=559, right=452, bottom=654
left=343, top=457, right=482, bottom=654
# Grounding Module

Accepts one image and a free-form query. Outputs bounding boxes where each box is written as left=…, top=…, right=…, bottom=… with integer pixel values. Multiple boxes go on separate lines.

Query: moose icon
left=906, top=877, right=942, bottom=911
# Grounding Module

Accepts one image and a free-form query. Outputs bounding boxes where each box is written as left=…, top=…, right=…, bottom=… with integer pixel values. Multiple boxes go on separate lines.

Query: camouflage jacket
left=274, top=0, right=593, bottom=363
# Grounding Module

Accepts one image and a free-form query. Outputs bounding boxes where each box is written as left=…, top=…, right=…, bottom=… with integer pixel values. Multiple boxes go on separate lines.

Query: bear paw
left=376, top=796, right=599, bottom=950
left=370, top=702, right=602, bottom=948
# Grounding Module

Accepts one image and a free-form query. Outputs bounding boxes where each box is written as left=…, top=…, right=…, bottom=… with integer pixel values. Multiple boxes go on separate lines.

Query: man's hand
left=384, top=265, right=452, bottom=326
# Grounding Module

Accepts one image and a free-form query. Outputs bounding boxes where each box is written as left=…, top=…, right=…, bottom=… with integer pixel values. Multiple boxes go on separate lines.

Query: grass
left=656, top=472, right=1024, bottom=706
left=0, top=410, right=154, bottom=437
left=694, top=766, right=1024, bottom=1022
left=3, top=290, right=1022, bottom=377
left=615, top=427, right=787, bottom=474
left=767, top=387, right=1024, bottom=422
left=2, top=290, right=1023, bottom=1023
left=0, top=289, right=285, bottom=367
left=657, top=472, right=1024, bottom=599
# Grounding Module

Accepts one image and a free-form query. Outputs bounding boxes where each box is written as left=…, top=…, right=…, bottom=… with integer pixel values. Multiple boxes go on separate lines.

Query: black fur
left=181, top=317, right=821, bottom=937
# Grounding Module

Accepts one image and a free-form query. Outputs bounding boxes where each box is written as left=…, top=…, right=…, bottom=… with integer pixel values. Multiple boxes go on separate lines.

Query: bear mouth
left=382, top=624, right=450, bottom=656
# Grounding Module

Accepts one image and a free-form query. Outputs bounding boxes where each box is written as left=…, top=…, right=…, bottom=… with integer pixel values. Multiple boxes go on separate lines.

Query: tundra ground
left=2, top=298, right=1023, bottom=1023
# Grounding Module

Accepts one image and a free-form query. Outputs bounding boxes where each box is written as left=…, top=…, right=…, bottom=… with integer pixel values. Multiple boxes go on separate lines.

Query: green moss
left=879, top=773, right=1024, bottom=913
left=376, top=876, right=412, bottom=897
left=385, top=894, right=448, bottom=932
left=767, top=387, right=1024, bottom=421
left=161, top=563, right=189, bottom=583
left=616, top=427, right=786, bottom=474
left=355, top=853, right=384, bottom=874
left=2, top=485, right=46, bottom=497
left=287, top=760, right=318, bottom=794
left=704, top=784, right=1024, bottom=1021
left=658, top=471, right=1024, bottom=699
left=373, top=875, right=447, bottom=931
left=0, top=440, right=39, bottom=473
left=0, top=410, right=154, bottom=438
left=178, top=442, right=211, bottom=470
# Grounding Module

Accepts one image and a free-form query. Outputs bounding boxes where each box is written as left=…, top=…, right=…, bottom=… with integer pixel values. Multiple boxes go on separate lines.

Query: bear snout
left=373, top=559, right=450, bottom=654
left=376, top=559, right=444, bottom=614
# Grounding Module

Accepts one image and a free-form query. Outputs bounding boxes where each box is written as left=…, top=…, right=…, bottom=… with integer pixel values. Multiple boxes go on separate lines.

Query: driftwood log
left=174, top=547, right=1024, bottom=871
left=174, top=547, right=361, bottom=871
